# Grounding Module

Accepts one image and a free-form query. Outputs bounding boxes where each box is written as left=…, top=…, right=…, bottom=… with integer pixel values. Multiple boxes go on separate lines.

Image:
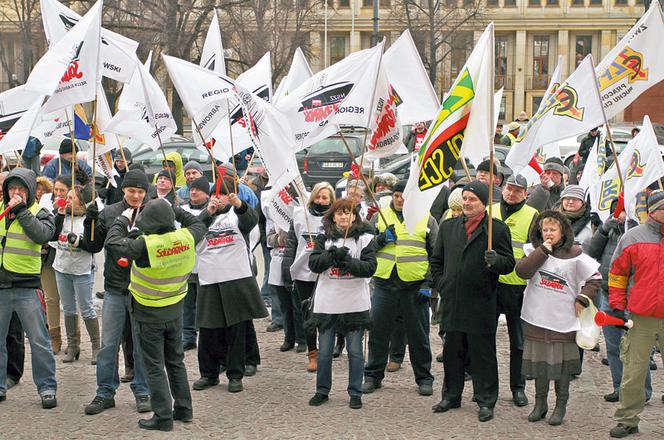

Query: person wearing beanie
left=82, top=167, right=153, bottom=417
left=475, top=159, right=503, bottom=201
left=105, top=198, right=206, bottom=431
left=607, top=189, right=664, bottom=438
left=0, top=168, right=58, bottom=410
left=556, top=184, right=593, bottom=249
left=363, top=176, right=438, bottom=397
left=177, top=161, right=205, bottom=203
left=430, top=180, right=515, bottom=422
left=153, top=170, right=182, bottom=207
left=490, top=174, right=539, bottom=407
left=528, top=157, right=566, bottom=212
left=43, top=139, right=93, bottom=182
left=179, top=176, right=210, bottom=351
left=151, top=152, right=185, bottom=189
left=99, top=148, right=133, bottom=206
left=501, top=121, right=521, bottom=147
left=218, top=162, right=259, bottom=209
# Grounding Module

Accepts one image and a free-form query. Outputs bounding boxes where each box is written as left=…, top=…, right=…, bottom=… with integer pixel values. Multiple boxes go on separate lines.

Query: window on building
left=614, top=0, right=627, bottom=4
left=330, top=36, right=346, bottom=65
left=339, top=0, right=350, bottom=5
left=532, top=35, right=549, bottom=89
left=571, top=0, right=584, bottom=5
left=487, top=0, right=499, bottom=6
left=450, top=33, right=472, bottom=77
left=504, top=0, right=516, bottom=5
left=546, top=0, right=558, bottom=5
left=575, top=35, right=592, bottom=67
left=589, top=0, right=602, bottom=5
left=532, top=96, right=543, bottom=113
left=499, top=96, right=507, bottom=121
left=382, top=0, right=391, bottom=6
left=495, top=36, right=508, bottom=76
left=529, top=0, right=540, bottom=6
left=362, top=0, right=373, bottom=6
left=445, top=0, right=458, bottom=7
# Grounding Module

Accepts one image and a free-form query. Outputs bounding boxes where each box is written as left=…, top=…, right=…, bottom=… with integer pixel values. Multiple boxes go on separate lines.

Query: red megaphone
left=594, top=311, right=634, bottom=329
left=117, top=257, right=129, bottom=268
left=56, top=198, right=67, bottom=208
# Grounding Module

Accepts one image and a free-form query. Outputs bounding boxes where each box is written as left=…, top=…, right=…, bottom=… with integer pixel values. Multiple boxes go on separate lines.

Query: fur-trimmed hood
left=529, top=209, right=576, bottom=252
left=322, top=219, right=374, bottom=240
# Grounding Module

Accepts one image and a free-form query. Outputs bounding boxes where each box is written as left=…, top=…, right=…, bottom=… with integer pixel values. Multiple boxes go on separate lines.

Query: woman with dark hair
left=306, top=198, right=376, bottom=410
left=516, top=210, right=601, bottom=426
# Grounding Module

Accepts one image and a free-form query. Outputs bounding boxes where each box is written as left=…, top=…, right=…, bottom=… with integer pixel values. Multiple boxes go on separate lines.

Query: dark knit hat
left=156, top=169, right=174, bottom=183
left=477, top=159, right=498, bottom=175
left=59, top=139, right=75, bottom=155
left=219, top=162, right=237, bottom=179
left=135, top=199, right=175, bottom=235
left=393, top=179, right=408, bottom=193
left=647, top=190, right=664, bottom=213
left=190, top=176, right=210, bottom=194
left=115, top=147, right=132, bottom=163
left=463, top=180, right=489, bottom=206
left=543, top=157, right=565, bottom=175
left=184, top=160, right=203, bottom=173
left=121, top=169, right=150, bottom=191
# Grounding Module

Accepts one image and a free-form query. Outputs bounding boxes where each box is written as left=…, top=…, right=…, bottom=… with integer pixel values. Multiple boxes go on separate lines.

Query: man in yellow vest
left=106, top=198, right=206, bottom=431
left=0, top=168, right=57, bottom=409
left=363, top=180, right=439, bottom=397
left=491, top=174, right=538, bottom=407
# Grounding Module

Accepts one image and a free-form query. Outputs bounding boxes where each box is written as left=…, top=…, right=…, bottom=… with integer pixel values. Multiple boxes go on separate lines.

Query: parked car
left=131, top=137, right=215, bottom=182
left=299, top=131, right=364, bottom=189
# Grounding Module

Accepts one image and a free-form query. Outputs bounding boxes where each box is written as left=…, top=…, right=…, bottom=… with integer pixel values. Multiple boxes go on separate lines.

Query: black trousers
left=122, top=310, right=134, bottom=371
left=294, top=280, right=317, bottom=351
left=495, top=283, right=526, bottom=393
left=274, top=285, right=305, bottom=345
left=6, top=312, right=24, bottom=382
left=134, top=316, right=192, bottom=422
left=198, top=322, right=247, bottom=380
left=442, top=331, right=499, bottom=408
left=389, top=315, right=407, bottom=364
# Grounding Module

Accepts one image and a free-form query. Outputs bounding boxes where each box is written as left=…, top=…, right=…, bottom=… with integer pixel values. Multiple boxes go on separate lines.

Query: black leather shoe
left=418, top=383, right=434, bottom=396
left=228, top=378, right=243, bottom=393
left=513, top=391, right=529, bottom=407
left=309, top=393, right=329, bottom=406
left=0, top=394, right=5, bottom=402
left=609, top=423, right=639, bottom=438
left=361, top=380, right=381, bottom=394
left=6, top=377, right=18, bottom=390
left=432, top=399, right=460, bottom=413
left=296, top=343, right=307, bottom=353
left=604, top=391, right=620, bottom=402
left=280, top=341, right=295, bottom=352
left=602, top=358, right=610, bottom=366
left=245, top=365, right=257, bottom=377
left=138, top=416, right=173, bottom=432
left=266, top=322, right=283, bottom=332
left=85, top=396, right=115, bottom=415
left=173, top=409, right=193, bottom=423
left=349, top=396, right=362, bottom=409
left=435, top=352, right=444, bottom=363
left=183, top=341, right=197, bottom=351
left=41, top=393, right=57, bottom=409
left=478, top=407, right=494, bottom=422
left=193, top=377, right=219, bottom=391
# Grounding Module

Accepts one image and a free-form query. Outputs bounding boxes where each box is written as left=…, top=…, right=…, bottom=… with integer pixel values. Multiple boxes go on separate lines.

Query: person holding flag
left=42, top=139, right=93, bottom=181
left=430, top=181, right=515, bottom=422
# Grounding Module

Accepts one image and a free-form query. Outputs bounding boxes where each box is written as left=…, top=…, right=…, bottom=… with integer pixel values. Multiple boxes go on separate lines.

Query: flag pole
left=486, top=24, right=496, bottom=252
left=225, top=100, right=238, bottom=193
left=90, top=97, right=98, bottom=242
left=292, top=180, right=315, bottom=246
left=460, top=154, right=473, bottom=180
left=64, top=108, right=78, bottom=237
left=589, top=54, right=625, bottom=191
left=118, top=137, right=130, bottom=170
left=241, top=149, right=257, bottom=182
left=191, top=116, right=222, bottom=185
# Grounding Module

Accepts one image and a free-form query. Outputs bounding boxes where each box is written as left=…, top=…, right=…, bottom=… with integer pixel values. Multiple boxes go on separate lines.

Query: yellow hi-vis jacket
left=491, top=202, right=538, bottom=285
left=0, top=203, right=43, bottom=274
left=374, top=209, right=429, bottom=282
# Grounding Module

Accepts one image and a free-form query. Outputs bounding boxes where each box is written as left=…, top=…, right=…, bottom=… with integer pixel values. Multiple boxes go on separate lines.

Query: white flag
left=273, top=47, right=313, bottom=105
left=383, top=29, right=439, bottom=125
left=364, top=63, right=403, bottom=160
left=106, top=52, right=177, bottom=150
left=521, top=142, right=563, bottom=187
left=200, top=10, right=226, bottom=75
left=403, top=23, right=495, bottom=232
left=276, top=43, right=383, bottom=151
left=599, top=116, right=664, bottom=222
left=579, top=133, right=610, bottom=220
left=596, top=0, right=664, bottom=119
left=91, top=86, right=120, bottom=156
left=0, top=95, right=46, bottom=155
left=506, top=55, right=605, bottom=175
left=264, top=176, right=308, bottom=233
left=26, top=0, right=102, bottom=113
left=237, top=52, right=273, bottom=102
left=0, top=86, right=43, bottom=133
left=40, top=0, right=139, bottom=83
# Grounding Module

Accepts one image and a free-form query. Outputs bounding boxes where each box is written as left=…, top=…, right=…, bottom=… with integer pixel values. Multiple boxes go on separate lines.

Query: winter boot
left=49, top=327, right=62, bottom=355
left=84, top=318, right=101, bottom=365
left=549, top=375, right=570, bottom=426
left=528, top=378, right=549, bottom=422
left=307, top=350, right=318, bottom=372
left=62, top=315, right=80, bottom=363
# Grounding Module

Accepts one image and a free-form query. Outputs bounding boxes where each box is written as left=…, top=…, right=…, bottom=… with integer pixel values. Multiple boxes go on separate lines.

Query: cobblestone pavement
left=2, top=257, right=663, bottom=439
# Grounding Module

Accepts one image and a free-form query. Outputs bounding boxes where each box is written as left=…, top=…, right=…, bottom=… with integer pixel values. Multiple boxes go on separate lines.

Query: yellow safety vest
left=491, top=202, right=538, bottom=285
left=374, top=209, right=429, bottom=282
left=129, top=229, right=196, bottom=307
left=505, top=133, right=517, bottom=147
left=0, top=203, right=43, bottom=274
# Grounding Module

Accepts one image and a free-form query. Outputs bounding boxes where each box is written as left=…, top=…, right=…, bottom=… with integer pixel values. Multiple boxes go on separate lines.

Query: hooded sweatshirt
left=152, top=151, right=186, bottom=188
left=0, top=168, right=56, bottom=289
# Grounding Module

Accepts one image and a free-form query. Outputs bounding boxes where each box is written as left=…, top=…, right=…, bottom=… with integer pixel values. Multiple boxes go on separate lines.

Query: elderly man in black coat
left=430, top=181, right=515, bottom=422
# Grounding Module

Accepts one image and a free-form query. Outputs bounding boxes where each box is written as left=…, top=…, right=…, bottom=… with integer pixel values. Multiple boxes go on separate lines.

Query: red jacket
left=609, top=219, right=664, bottom=318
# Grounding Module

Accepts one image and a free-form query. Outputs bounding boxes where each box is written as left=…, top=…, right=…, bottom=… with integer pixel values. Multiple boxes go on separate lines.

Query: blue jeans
left=95, top=291, right=149, bottom=399
left=317, top=326, right=364, bottom=397
left=182, top=282, right=197, bottom=345
left=55, top=271, right=96, bottom=320
left=0, top=287, right=57, bottom=396
left=599, top=291, right=652, bottom=398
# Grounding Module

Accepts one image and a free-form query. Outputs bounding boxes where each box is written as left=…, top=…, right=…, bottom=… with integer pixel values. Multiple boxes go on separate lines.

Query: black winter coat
left=430, top=213, right=515, bottom=334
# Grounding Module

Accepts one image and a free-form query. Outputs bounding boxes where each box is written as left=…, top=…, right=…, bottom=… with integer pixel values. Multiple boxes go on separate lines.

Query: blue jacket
left=177, top=181, right=258, bottom=209
left=43, top=157, right=93, bottom=181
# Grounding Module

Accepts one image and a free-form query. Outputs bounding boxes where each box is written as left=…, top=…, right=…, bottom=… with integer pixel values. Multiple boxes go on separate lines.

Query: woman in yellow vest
left=105, top=198, right=206, bottom=431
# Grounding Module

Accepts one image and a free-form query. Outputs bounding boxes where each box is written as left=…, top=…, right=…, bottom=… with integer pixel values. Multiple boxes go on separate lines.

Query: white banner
left=273, top=47, right=313, bottom=105
left=0, top=96, right=46, bottom=155
left=200, top=10, right=226, bottom=75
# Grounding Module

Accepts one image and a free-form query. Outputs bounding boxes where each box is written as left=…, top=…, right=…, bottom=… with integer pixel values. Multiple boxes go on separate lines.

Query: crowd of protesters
left=0, top=129, right=662, bottom=439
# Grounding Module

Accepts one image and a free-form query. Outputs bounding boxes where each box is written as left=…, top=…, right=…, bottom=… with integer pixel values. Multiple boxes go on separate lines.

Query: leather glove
left=366, top=205, right=378, bottom=220
left=484, top=249, right=498, bottom=266
left=67, top=233, right=80, bottom=247
left=334, top=246, right=350, bottom=261
left=86, top=203, right=99, bottom=221
left=127, top=229, right=143, bottom=240
left=601, top=218, right=619, bottom=234
left=590, top=212, right=602, bottom=228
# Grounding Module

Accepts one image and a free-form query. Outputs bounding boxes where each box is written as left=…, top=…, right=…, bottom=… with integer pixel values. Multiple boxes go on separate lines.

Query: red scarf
left=464, top=212, right=485, bottom=240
